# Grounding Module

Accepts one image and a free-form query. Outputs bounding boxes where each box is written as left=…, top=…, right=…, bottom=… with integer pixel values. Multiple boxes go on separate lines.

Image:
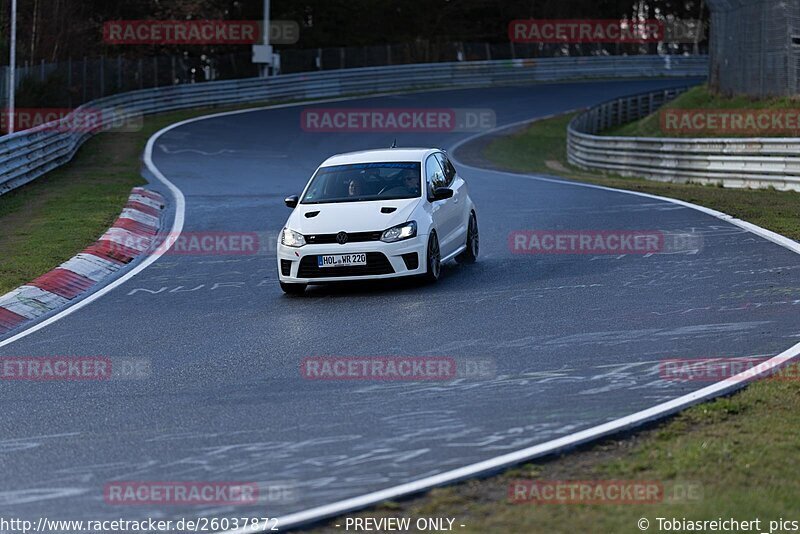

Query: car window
left=435, top=153, right=456, bottom=186
left=425, top=155, right=447, bottom=196
left=301, top=162, right=421, bottom=204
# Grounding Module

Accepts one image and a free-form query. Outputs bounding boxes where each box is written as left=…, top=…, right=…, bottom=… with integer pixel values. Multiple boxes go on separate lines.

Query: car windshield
left=301, top=162, right=422, bottom=204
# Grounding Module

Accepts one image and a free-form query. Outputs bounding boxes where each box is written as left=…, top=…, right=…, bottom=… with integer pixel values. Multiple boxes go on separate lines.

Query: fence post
left=153, top=56, right=158, bottom=87
left=340, top=47, right=345, bottom=69
left=138, top=58, right=143, bottom=89
left=82, top=57, right=87, bottom=104
left=67, top=57, right=73, bottom=109
left=117, top=55, right=123, bottom=92
left=99, top=56, right=105, bottom=97
left=485, top=43, right=491, bottom=61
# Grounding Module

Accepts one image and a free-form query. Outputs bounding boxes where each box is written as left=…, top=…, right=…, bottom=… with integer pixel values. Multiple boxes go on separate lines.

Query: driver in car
left=348, top=178, right=363, bottom=197
left=402, top=171, right=420, bottom=196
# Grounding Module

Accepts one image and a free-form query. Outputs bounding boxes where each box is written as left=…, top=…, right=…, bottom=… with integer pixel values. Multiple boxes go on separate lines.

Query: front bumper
left=277, top=236, right=427, bottom=284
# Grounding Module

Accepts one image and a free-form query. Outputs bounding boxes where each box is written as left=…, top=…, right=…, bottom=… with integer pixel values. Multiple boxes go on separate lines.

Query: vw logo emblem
left=336, top=231, right=348, bottom=245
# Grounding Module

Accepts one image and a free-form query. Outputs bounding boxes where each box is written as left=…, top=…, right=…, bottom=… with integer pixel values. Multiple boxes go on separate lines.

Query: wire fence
left=0, top=39, right=707, bottom=130
left=278, top=40, right=704, bottom=74
left=0, top=52, right=257, bottom=110
left=708, top=0, right=800, bottom=96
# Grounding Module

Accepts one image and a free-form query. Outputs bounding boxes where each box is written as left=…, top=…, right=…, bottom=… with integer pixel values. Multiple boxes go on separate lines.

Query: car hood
left=286, top=197, right=422, bottom=235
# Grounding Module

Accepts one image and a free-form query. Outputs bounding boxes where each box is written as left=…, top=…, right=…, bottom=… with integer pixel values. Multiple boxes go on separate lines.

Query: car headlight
left=281, top=228, right=306, bottom=247
left=381, top=221, right=417, bottom=243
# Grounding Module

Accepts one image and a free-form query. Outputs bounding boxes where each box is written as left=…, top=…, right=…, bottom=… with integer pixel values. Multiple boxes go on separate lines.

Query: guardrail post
left=117, top=56, right=123, bottom=92
left=67, top=57, right=73, bottom=108
left=99, top=57, right=105, bottom=97
left=82, top=57, right=87, bottom=104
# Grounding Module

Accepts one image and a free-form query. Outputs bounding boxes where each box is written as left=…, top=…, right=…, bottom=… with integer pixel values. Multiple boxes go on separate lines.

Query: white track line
left=224, top=108, right=800, bottom=533
left=7, top=83, right=787, bottom=534
left=0, top=87, right=479, bottom=348
left=0, top=131, right=185, bottom=348
left=0, top=82, right=694, bottom=347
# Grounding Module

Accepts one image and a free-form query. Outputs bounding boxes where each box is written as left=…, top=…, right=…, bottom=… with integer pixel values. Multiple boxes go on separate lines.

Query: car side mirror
left=431, top=187, right=454, bottom=201
left=284, top=195, right=299, bottom=208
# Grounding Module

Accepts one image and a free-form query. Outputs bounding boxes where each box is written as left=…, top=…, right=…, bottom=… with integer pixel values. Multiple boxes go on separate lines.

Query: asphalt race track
left=2, top=78, right=800, bottom=526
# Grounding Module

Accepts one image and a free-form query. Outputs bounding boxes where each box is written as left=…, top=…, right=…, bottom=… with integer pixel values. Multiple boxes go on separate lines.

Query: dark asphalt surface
left=2, top=78, right=800, bottom=526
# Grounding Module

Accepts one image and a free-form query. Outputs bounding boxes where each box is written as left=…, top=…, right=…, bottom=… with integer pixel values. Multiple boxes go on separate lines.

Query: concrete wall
left=708, top=0, right=799, bottom=96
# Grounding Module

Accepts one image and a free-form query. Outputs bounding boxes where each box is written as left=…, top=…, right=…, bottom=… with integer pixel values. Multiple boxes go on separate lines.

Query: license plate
left=318, top=253, right=367, bottom=268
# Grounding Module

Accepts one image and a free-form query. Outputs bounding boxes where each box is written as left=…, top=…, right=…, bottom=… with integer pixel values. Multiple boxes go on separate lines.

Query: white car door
left=425, top=154, right=460, bottom=258
left=436, top=152, right=469, bottom=246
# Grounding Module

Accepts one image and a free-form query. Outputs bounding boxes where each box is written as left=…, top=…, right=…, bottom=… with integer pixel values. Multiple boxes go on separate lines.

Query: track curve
left=2, top=78, right=800, bottom=527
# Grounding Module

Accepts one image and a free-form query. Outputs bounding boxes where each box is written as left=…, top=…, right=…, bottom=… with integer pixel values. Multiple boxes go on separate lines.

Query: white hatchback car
left=277, top=148, right=478, bottom=294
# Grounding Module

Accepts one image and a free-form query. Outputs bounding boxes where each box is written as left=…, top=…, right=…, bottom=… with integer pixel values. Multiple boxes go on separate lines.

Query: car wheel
left=456, top=211, right=479, bottom=264
left=423, top=232, right=441, bottom=283
left=280, top=282, right=307, bottom=295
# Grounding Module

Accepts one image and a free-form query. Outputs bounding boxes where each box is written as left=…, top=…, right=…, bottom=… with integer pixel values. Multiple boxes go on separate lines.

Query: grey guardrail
left=0, top=54, right=707, bottom=196
left=567, top=85, right=800, bottom=191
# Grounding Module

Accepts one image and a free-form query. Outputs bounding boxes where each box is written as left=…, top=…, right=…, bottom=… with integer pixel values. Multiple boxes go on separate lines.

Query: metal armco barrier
left=0, top=55, right=707, bottom=196
left=568, top=85, right=800, bottom=191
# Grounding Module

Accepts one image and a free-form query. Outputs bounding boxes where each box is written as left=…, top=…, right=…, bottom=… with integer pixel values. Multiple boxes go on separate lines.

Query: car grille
left=304, top=231, right=382, bottom=244
left=280, top=259, right=292, bottom=276
left=298, top=252, right=394, bottom=278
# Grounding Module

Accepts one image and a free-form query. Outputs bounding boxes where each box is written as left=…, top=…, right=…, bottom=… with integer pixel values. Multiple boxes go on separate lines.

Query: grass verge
left=604, top=85, right=800, bottom=138
left=0, top=103, right=268, bottom=295
left=304, top=113, right=800, bottom=532
left=307, top=378, right=800, bottom=533
left=483, top=112, right=800, bottom=240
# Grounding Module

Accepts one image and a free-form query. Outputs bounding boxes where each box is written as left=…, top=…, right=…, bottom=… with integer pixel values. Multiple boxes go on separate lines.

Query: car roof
left=320, top=148, right=440, bottom=167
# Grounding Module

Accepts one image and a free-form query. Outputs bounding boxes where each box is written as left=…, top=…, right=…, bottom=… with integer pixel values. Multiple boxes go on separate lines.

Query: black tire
left=280, top=282, right=306, bottom=295
left=456, top=211, right=479, bottom=264
left=423, top=232, right=441, bottom=283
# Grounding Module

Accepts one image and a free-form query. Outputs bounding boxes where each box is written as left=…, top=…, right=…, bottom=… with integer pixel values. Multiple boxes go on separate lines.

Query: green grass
left=4, top=89, right=800, bottom=532
left=0, top=103, right=274, bottom=295
left=483, top=112, right=800, bottom=241
left=0, top=131, right=145, bottom=294
left=0, top=88, right=453, bottom=296
left=305, top=112, right=800, bottom=532
left=605, top=85, right=800, bottom=138
left=308, top=377, right=800, bottom=533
